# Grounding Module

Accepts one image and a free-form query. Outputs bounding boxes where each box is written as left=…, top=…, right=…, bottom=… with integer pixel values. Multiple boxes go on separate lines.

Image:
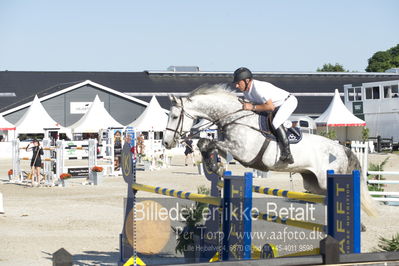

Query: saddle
left=234, top=112, right=302, bottom=169
left=258, top=112, right=302, bottom=144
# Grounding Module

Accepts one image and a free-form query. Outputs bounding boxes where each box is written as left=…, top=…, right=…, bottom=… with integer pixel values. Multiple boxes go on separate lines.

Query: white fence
left=351, top=141, right=399, bottom=204
left=367, top=172, right=399, bottom=203
left=351, top=141, right=369, bottom=183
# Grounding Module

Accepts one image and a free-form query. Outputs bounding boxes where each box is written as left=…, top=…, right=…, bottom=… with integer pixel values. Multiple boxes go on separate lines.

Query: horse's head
left=163, top=95, right=196, bottom=149
left=163, top=84, right=240, bottom=149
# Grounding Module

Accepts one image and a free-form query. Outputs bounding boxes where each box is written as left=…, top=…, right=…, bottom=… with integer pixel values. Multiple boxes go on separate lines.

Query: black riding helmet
left=233, top=67, right=253, bottom=83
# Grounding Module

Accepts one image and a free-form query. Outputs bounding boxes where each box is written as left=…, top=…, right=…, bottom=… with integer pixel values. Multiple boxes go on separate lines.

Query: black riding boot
left=275, top=125, right=294, bottom=164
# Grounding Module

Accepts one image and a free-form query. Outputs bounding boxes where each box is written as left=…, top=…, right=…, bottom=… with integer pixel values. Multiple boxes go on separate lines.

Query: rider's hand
left=242, top=103, right=254, bottom=111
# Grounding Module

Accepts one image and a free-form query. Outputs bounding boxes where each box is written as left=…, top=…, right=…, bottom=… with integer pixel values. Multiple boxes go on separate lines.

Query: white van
left=289, top=115, right=317, bottom=134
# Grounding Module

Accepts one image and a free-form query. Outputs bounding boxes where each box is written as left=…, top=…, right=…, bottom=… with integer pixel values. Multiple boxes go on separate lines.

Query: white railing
left=368, top=171, right=399, bottom=176
left=351, top=141, right=399, bottom=204
left=351, top=141, right=369, bottom=183
left=371, top=198, right=399, bottom=202
left=367, top=180, right=399, bottom=185
left=367, top=173, right=399, bottom=203
left=369, top=191, right=399, bottom=196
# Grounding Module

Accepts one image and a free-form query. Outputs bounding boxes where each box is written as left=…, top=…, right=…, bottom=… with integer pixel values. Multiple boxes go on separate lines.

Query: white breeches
left=273, top=95, right=298, bottom=128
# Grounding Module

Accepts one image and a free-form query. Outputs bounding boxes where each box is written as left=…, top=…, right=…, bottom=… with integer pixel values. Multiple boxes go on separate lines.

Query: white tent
left=315, top=89, right=366, bottom=142
left=14, top=95, right=70, bottom=136
left=69, top=95, right=123, bottom=133
left=127, top=96, right=169, bottom=155
left=127, top=96, right=168, bottom=131
left=0, top=114, right=16, bottom=141
left=0, top=114, right=15, bottom=130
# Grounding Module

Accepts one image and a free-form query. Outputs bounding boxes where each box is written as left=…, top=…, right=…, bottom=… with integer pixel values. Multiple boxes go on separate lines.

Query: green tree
left=361, top=127, right=369, bottom=142
left=368, top=157, right=389, bottom=193
left=317, top=63, right=347, bottom=72
left=318, top=130, right=337, bottom=140
left=366, top=44, right=399, bottom=72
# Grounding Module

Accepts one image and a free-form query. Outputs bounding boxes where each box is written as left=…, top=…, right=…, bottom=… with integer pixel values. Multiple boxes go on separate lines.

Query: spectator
left=26, top=139, right=43, bottom=186
left=183, top=137, right=195, bottom=166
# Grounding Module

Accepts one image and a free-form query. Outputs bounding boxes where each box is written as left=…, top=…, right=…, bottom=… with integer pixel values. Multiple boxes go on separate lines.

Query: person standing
left=137, top=133, right=145, bottom=155
left=114, top=130, right=122, bottom=171
left=26, top=139, right=43, bottom=186
left=183, top=137, right=195, bottom=166
left=233, top=67, right=298, bottom=164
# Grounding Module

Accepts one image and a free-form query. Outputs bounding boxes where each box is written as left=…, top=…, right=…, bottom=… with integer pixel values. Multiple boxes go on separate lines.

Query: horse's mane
left=188, top=83, right=237, bottom=99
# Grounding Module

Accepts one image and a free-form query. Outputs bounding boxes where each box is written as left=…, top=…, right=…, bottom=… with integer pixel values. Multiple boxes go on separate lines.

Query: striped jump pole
left=253, top=210, right=325, bottom=232
left=64, top=143, right=103, bottom=150
left=20, top=147, right=56, bottom=151
left=252, top=185, right=325, bottom=204
left=64, top=145, right=89, bottom=150
left=132, top=183, right=221, bottom=206
left=19, top=157, right=55, bottom=161
left=217, top=181, right=325, bottom=204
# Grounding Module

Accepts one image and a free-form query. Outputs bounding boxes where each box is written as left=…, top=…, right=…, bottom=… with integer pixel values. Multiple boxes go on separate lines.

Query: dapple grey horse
left=162, top=84, right=377, bottom=216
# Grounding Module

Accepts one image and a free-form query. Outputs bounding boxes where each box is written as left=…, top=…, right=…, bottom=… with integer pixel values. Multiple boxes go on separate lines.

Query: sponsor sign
left=70, top=101, right=104, bottom=114
left=68, top=167, right=89, bottom=177
left=327, top=170, right=361, bottom=254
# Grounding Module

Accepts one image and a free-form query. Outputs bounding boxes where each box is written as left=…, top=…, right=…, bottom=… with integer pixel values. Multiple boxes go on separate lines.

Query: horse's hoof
left=216, top=168, right=225, bottom=177
left=208, top=162, right=224, bottom=177
left=361, top=223, right=366, bottom=232
left=197, top=138, right=211, bottom=151
left=214, top=163, right=225, bottom=177
left=201, top=158, right=214, bottom=173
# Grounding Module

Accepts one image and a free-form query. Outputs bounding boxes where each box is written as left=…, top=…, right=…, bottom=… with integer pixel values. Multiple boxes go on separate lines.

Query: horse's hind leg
left=300, top=171, right=325, bottom=195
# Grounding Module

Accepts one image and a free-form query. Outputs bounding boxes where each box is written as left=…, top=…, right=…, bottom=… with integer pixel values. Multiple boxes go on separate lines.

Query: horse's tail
left=345, top=148, right=378, bottom=217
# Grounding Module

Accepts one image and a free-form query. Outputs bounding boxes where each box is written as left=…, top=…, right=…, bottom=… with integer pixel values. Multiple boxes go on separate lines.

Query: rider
left=233, top=67, right=298, bottom=164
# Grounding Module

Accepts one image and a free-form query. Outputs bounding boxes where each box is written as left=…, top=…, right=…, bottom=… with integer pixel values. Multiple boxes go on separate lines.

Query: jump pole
left=119, top=142, right=361, bottom=264
left=217, top=180, right=325, bottom=204
left=119, top=144, right=253, bottom=264
left=11, top=139, right=22, bottom=182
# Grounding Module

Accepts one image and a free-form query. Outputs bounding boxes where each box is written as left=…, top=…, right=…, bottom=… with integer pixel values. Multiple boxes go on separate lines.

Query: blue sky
left=0, top=0, right=398, bottom=72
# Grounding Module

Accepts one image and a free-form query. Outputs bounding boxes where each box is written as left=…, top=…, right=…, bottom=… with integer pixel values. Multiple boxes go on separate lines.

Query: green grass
left=377, top=234, right=399, bottom=252
left=368, top=157, right=389, bottom=195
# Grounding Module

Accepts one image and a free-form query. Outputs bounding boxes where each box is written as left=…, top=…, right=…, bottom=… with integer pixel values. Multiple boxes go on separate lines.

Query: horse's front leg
left=197, top=138, right=232, bottom=176
left=197, top=138, right=219, bottom=175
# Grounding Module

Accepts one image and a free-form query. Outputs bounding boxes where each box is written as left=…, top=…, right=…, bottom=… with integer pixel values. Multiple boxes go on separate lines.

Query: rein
left=165, top=96, right=274, bottom=144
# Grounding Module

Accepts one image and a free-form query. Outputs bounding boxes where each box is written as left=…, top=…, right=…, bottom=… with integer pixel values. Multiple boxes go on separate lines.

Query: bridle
left=165, top=97, right=196, bottom=143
